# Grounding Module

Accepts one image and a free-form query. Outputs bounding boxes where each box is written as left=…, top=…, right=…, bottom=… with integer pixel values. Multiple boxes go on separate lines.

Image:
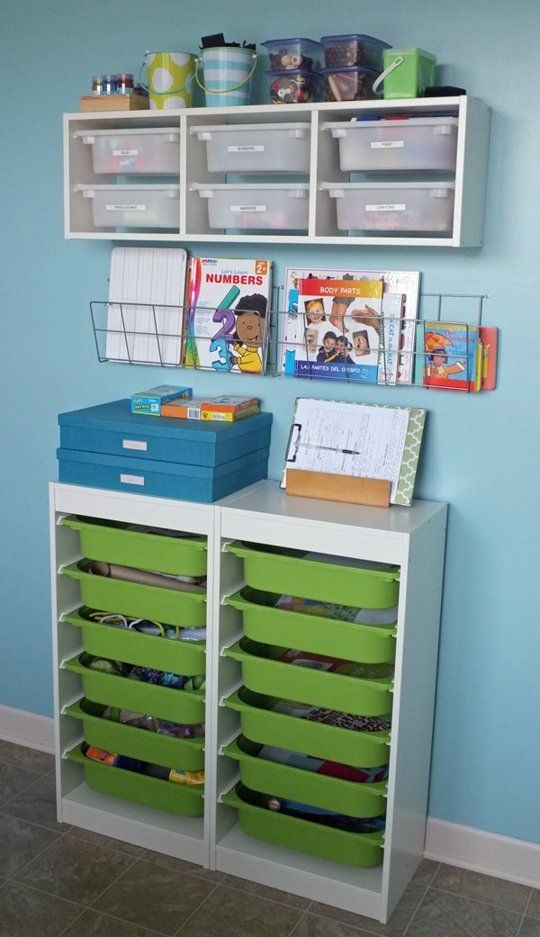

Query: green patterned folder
left=283, top=398, right=426, bottom=506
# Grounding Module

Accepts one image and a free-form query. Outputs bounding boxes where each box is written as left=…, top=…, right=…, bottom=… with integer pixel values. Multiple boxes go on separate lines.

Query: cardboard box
left=161, top=398, right=207, bottom=420
left=131, top=386, right=192, bottom=416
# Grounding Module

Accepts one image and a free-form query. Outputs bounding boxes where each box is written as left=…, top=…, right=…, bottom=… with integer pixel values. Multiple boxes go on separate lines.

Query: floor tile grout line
left=172, top=881, right=223, bottom=936
left=85, top=852, right=146, bottom=911
left=0, top=767, right=54, bottom=812
left=5, top=821, right=74, bottom=882
left=56, top=901, right=167, bottom=937
left=515, top=887, right=534, bottom=937
left=216, top=878, right=313, bottom=912
left=64, top=826, right=146, bottom=859
left=0, top=806, right=71, bottom=839
left=287, top=908, right=310, bottom=936
left=428, top=884, right=532, bottom=917
left=401, top=882, right=433, bottom=937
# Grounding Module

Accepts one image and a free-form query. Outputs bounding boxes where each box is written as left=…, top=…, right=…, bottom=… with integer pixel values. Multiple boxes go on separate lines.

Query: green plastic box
left=225, top=639, right=393, bottom=717
left=61, top=561, right=206, bottom=628
left=67, top=744, right=204, bottom=816
left=223, top=735, right=386, bottom=818
left=225, top=587, right=396, bottom=664
left=65, top=698, right=205, bottom=771
left=226, top=542, right=399, bottom=609
left=378, top=48, right=436, bottom=99
left=224, top=688, right=390, bottom=767
left=63, top=607, right=206, bottom=676
left=222, top=784, right=383, bottom=868
left=64, top=654, right=205, bottom=723
left=61, top=516, right=207, bottom=577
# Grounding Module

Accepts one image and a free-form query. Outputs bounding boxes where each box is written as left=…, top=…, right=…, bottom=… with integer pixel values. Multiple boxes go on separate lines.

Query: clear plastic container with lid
left=322, top=66, right=378, bottom=101
left=267, top=69, right=322, bottom=104
left=262, top=38, right=323, bottom=72
left=321, top=34, right=391, bottom=71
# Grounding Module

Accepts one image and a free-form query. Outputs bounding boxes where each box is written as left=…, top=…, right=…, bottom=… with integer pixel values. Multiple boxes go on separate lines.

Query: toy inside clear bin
left=321, top=34, right=391, bottom=71
left=322, top=66, right=378, bottom=102
left=267, top=69, right=323, bottom=104
left=262, top=38, right=323, bottom=72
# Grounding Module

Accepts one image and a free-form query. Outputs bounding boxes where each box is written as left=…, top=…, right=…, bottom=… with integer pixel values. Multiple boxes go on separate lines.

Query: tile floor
left=0, top=739, right=537, bottom=937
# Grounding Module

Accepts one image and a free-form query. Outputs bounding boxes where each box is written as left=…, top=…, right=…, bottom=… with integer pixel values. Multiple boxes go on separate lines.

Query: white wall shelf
left=50, top=479, right=447, bottom=923
left=64, top=96, right=490, bottom=247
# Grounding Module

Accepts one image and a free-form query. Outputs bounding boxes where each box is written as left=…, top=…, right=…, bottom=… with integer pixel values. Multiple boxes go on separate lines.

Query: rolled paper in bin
left=196, top=46, right=257, bottom=107
left=142, top=51, right=196, bottom=109
left=88, top=561, right=205, bottom=593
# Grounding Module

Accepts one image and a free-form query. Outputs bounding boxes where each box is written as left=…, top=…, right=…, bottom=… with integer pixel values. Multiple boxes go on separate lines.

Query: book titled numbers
left=183, top=257, right=272, bottom=374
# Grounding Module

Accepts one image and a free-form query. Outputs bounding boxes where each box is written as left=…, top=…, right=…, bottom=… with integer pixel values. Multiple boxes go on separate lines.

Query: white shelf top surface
left=219, top=479, right=446, bottom=537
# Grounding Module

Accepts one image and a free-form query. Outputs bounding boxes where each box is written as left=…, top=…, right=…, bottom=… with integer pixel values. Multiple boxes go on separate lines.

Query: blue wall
left=2, top=0, right=539, bottom=844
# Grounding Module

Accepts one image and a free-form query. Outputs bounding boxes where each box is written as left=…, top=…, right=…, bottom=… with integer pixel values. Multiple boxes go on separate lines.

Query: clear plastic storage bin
left=321, top=181, right=455, bottom=233
left=76, top=184, right=180, bottom=228
left=322, top=66, right=377, bottom=101
left=190, top=123, right=310, bottom=173
left=262, top=38, right=323, bottom=72
left=190, top=183, right=310, bottom=231
left=74, top=128, right=180, bottom=175
left=321, top=34, right=391, bottom=71
left=267, top=69, right=322, bottom=104
left=324, top=117, right=459, bottom=171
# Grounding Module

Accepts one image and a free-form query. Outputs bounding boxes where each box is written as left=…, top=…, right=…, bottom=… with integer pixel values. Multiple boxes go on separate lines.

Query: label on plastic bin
left=122, top=439, right=148, bottom=451
left=370, top=140, right=404, bottom=149
left=113, top=148, right=138, bottom=156
left=105, top=204, right=146, bottom=211
left=230, top=205, right=266, bottom=213
left=228, top=145, right=264, bottom=152
left=120, top=473, right=145, bottom=486
left=365, top=203, right=406, bottom=212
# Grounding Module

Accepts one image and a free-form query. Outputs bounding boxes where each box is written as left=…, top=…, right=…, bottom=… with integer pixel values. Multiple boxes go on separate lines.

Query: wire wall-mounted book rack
left=89, top=288, right=496, bottom=393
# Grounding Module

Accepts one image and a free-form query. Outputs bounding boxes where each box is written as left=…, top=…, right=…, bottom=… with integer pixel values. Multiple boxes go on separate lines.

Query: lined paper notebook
left=107, top=248, right=188, bottom=365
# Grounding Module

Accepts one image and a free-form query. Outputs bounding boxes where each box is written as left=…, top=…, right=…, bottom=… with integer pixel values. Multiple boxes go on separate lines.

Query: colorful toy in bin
left=372, top=48, right=437, bottom=99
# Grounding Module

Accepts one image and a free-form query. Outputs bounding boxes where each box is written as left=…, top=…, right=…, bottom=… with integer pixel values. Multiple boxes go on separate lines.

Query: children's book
left=422, top=322, right=480, bottom=391
left=183, top=257, right=272, bottom=374
left=479, top=326, right=498, bottom=390
left=295, top=278, right=383, bottom=382
left=280, top=266, right=419, bottom=384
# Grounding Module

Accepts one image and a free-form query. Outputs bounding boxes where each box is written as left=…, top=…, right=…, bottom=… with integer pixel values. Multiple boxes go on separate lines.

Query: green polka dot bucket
left=143, top=51, right=196, bottom=109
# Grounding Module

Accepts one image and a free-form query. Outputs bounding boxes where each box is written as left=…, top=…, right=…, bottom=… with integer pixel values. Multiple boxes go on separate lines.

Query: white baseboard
left=0, top=705, right=55, bottom=753
left=425, top=817, right=540, bottom=889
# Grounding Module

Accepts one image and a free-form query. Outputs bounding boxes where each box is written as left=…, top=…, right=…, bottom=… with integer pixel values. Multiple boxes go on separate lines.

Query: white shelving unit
left=64, top=96, right=490, bottom=247
left=50, top=479, right=447, bottom=923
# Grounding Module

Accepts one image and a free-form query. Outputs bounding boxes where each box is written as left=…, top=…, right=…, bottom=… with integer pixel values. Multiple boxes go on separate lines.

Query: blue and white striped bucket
left=196, top=46, right=256, bottom=107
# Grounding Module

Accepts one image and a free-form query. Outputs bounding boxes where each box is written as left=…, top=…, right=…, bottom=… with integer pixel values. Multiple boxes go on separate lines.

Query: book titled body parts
left=295, top=278, right=384, bottom=382
left=183, top=257, right=272, bottom=374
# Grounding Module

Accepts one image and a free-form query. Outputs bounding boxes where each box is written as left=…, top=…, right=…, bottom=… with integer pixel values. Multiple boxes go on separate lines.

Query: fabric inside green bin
left=225, top=587, right=396, bottom=664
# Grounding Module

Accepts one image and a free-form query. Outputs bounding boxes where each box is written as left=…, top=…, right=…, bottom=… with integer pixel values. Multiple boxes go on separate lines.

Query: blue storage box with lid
left=57, top=400, right=272, bottom=503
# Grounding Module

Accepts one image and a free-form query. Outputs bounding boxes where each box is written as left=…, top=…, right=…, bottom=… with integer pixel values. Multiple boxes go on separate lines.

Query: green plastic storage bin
left=224, top=688, right=390, bottom=767
left=225, top=639, right=393, bottom=717
left=65, top=698, right=205, bottom=771
left=61, top=561, right=206, bottom=628
left=375, top=48, right=436, bottom=99
left=225, top=587, right=396, bottom=664
left=226, top=542, right=399, bottom=609
left=222, top=784, right=383, bottom=868
left=67, top=744, right=204, bottom=816
left=64, top=654, right=205, bottom=723
left=63, top=607, right=206, bottom=676
left=223, top=735, right=386, bottom=818
left=61, top=516, right=207, bottom=577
